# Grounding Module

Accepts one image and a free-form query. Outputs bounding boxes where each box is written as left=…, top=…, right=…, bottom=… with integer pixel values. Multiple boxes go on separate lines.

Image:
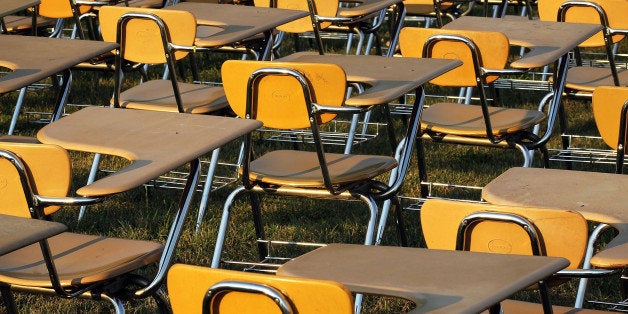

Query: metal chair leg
left=375, top=138, right=405, bottom=245
left=78, top=153, right=102, bottom=222
left=250, top=193, right=267, bottom=261
left=514, top=143, right=533, bottom=167
left=391, top=196, right=407, bottom=246
left=8, top=87, right=27, bottom=135
left=574, top=223, right=612, bottom=308
left=0, top=285, right=17, bottom=314
left=211, top=186, right=247, bottom=268
left=538, top=280, right=554, bottom=314
left=195, top=148, right=221, bottom=232
left=100, top=294, right=125, bottom=314
left=357, top=193, right=378, bottom=246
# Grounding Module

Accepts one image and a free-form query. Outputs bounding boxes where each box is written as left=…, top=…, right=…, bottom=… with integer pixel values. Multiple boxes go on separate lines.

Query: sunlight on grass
left=1, top=9, right=626, bottom=313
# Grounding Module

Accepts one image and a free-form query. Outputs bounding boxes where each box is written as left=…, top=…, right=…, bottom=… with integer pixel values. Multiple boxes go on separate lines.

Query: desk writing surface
left=443, top=16, right=601, bottom=69
left=0, top=214, right=66, bottom=256
left=37, top=107, right=262, bottom=197
left=336, top=0, right=400, bottom=18
left=168, top=2, right=308, bottom=48
left=0, top=35, right=117, bottom=94
left=482, top=167, right=628, bottom=269
left=277, top=52, right=462, bottom=106
left=0, top=0, right=39, bottom=18
left=278, top=244, right=568, bottom=313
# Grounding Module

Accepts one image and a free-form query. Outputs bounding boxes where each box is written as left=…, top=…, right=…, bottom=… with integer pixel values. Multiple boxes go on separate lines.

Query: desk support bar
left=134, top=158, right=201, bottom=298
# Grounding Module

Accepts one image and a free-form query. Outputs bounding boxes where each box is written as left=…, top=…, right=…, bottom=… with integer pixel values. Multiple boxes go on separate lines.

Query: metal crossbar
left=101, top=159, right=240, bottom=193
left=587, top=299, right=628, bottom=312
left=399, top=182, right=485, bottom=211
left=221, top=240, right=326, bottom=273
left=548, top=133, right=626, bottom=169
left=259, top=120, right=383, bottom=147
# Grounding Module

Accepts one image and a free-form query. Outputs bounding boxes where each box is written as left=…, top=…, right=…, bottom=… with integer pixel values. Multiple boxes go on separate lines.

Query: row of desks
left=0, top=0, right=38, bottom=17
left=0, top=106, right=571, bottom=314
left=1, top=1, right=624, bottom=313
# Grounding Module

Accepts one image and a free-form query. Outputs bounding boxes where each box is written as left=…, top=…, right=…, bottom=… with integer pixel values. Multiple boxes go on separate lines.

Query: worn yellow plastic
left=402, top=0, right=454, bottom=20
left=421, top=199, right=588, bottom=269
left=38, top=0, right=92, bottom=19
left=221, top=60, right=347, bottom=129
left=593, top=86, right=628, bottom=151
left=253, top=0, right=337, bottom=33
left=167, top=264, right=354, bottom=314
left=538, top=0, right=627, bottom=47
left=0, top=140, right=164, bottom=296
left=0, top=142, right=71, bottom=218
left=399, top=27, right=509, bottom=85
left=99, top=6, right=197, bottom=63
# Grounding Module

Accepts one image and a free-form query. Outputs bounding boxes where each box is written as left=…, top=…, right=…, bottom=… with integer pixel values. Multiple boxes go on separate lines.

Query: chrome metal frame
left=83, top=12, right=225, bottom=234
left=412, top=33, right=555, bottom=201
left=203, top=281, right=294, bottom=314
left=0, top=146, right=200, bottom=313
left=457, top=211, right=553, bottom=314
left=549, top=1, right=628, bottom=169
left=458, top=211, right=621, bottom=312
left=212, top=66, right=424, bottom=267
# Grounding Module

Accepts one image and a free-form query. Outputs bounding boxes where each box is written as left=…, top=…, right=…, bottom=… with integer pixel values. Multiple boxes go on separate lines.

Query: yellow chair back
left=99, top=6, right=197, bottom=64
left=221, top=60, right=347, bottom=129
left=538, top=0, right=627, bottom=47
left=0, top=142, right=71, bottom=218
left=420, top=199, right=588, bottom=269
left=167, top=264, right=354, bottom=313
left=39, top=0, right=92, bottom=19
left=593, top=86, right=628, bottom=152
left=399, top=27, right=509, bottom=86
left=253, top=0, right=338, bottom=33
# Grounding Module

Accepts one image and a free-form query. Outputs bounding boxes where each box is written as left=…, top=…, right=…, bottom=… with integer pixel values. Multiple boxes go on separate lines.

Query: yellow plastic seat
left=254, top=0, right=338, bottom=36
left=398, top=27, right=548, bottom=197
left=167, top=264, right=354, bottom=313
left=98, top=6, right=227, bottom=114
left=211, top=59, right=412, bottom=268
left=592, top=86, right=628, bottom=173
left=253, top=0, right=339, bottom=55
left=37, top=0, right=96, bottom=39
left=421, top=198, right=619, bottom=312
left=0, top=142, right=165, bottom=313
left=402, top=0, right=528, bottom=30
left=538, top=0, right=628, bottom=96
left=537, top=0, right=628, bottom=170
left=402, top=0, right=458, bottom=28
left=256, top=0, right=400, bottom=56
left=114, top=0, right=166, bottom=8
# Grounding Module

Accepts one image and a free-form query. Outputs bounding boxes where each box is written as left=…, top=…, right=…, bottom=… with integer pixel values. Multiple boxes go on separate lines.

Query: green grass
left=1, top=21, right=625, bottom=313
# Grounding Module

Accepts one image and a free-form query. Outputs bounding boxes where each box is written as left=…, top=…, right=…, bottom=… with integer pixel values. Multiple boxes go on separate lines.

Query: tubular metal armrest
left=314, top=104, right=374, bottom=115
left=558, top=1, right=623, bottom=86
left=556, top=269, right=621, bottom=278
left=483, top=68, right=527, bottom=77
left=457, top=211, right=543, bottom=254
left=35, top=196, right=103, bottom=207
